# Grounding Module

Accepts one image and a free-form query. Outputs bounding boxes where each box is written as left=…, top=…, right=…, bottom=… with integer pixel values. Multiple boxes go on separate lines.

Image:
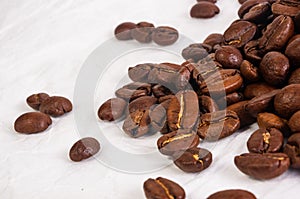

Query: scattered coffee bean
left=240, top=60, right=260, bottom=82
left=131, top=21, right=155, bottom=43
left=257, top=112, right=290, bottom=136
left=69, top=137, right=100, bottom=162
left=203, top=33, right=224, bottom=48
left=190, top=2, right=220, bottom=19
left=39, top=96, right=72, bottom=117
left=98, top=98, right=127, bottom=121
left=284, top=133, right=300, bottom=169
left=152, top=26, right=179, bottom=46
left=242, top=2, right=271, bottom=23
left=181, top=43, right=211, bottom=62
left=271, top=0, right=300, bottom=17
left=207, top=189, right=257, bottom=199
left=114, top=22, right=137, bottom=40
left=26, top=93, right=50, bottom=110
left=227, top=101, right=256, bottom=128
left=115, top=82, right=152, bottom=102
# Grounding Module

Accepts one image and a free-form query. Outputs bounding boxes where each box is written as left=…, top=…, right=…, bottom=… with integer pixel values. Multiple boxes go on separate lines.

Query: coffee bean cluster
left=190, top=0, right=220, bottom=19
left=114, top=21, right=179, bottom=46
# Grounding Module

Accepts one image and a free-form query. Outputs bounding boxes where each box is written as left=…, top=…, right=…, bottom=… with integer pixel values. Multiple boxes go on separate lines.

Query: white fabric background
left=0, top=0, right=299, bottom=198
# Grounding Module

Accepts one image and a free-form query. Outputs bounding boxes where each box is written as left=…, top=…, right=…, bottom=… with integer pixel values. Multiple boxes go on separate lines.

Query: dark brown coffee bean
left=259, top=51, right=290, bottom=86
left=223, top=20, right=257, bottom=48
left=285, top=35, right=300, bottom=66
left=98, top=98, right=127, bottom=121
left=243, top=2, right=271, bottom=23
left=39, top=96, right=72, bottom=117
left=288, top=110, right=300, bottom=133
left=284, top=133, right=300, bottom=169
left=257, top=112, right=290, bottom=135
left=114, top=22, right=137, bottom=40
left=199, top=95, right=219, bottom=114
left=274, top=84, right=300, bottom=118
left=152, top=26, right=179, bottom=46
left=182, top=43, right=211, bottom=62
left=115, top=82, right=152, bottom=101
left=167, top=90, right=199, bottom=131
left=288, top=68, right=300, bottom=84
left=207, top=189, right=257, bottom=199
left=295, top=12, right=300, bottom=32
left=128, top=63, right=155, bottom=83
left=173, top=147, right=212, bottom=173
left=150, top=102, right=169, bottom=133
left=244, top=39, right=263, bottom=63
left=247, top=128, right=284, bottom=153
left=217, top=92, right=244, bottom=107
left=238, top=0, right=270, bottom=19
left=131, top=22, right=155, bottom=43
left=69, top=137, right=100, bottom=162
left=26, top=93, right=50, bottom=110
left=128, top=96, right=157, bottom=114
left=203, top=33, right=224, bottom=48
left=152, top=84, right=173, bottom=98
left=143, top=177, right=186, bottom=199
left=215, top=46, right=243, bottom=69
left=197, top=110, right=240, bottom=141
left=227, top=101, right=256, bottom=127
left=243, top=82, right=276, bottom=99
left=240, top=60, right=260, bottom=82
left=14, top=112, right=52, bottom=134
left=197, top=0, right=217, bottom=3
left=157, top=130, right=200, bottom=156
left=239, top=0, right=249, bottom=4
left=272, top=0, right=300, bottom=17
left=190, top=2, right=220, bottom=18
left=259, top=15, right=294, bottom=53
left=234, top=152, right=290, bottom=180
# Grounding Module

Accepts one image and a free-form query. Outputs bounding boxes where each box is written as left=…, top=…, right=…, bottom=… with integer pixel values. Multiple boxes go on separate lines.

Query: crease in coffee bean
left=162, top=133, right=194, bottom=146
left=176, top=94, right=184, bottom=129
left=155, top=179, right=175, bottom=199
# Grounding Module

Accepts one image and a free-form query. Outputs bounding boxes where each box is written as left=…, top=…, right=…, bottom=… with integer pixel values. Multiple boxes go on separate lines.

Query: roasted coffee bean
left=259, top=51, right=290, bottom=86
left=150, top=103, right=168, bottom=133
left=223, top=20, right=257, bottom=48
left=244, top=89, right=280, bottom=117
left=247, top=128, right=284, bottom=153
left=257, top=112, right=289, bottom=135
left=98, top=98, right=127, bottom=121
left=69, top=137, right=100, bottom=162
left=259, top=15, right=294, bottom=53
left=272, top=0, right=300, bottom=17
left=114, top=22, right=137, bottom=40
left=192, top=60, right=220, bottom=87
left=197, top=110, right=240, bottom=141
left=274, top=84, right=300, bottom=118
left=143, top=177, right=186, bottom=199
left=197, top=0, right=217, bottom=2
left=115, top=82, right=152, bottom=101
left=288, top=110, right=300, bottom=133
left=227, top=101, right=256, bottom=127
left=207, top=189, right=257, bottom=199
left=284, top=133, right=300, bottom=169
left=203, top=33, right=224, bottom=48
left=173, top=147, right=212, bottom=173
left=182, top=43, right=211, bottom=62
left=295, top=12, right=300, bottom=32
left=152, top=84, right=173, bottom=98
left=234, top=152, right=290, bottom=180
left=240, top=60, right=260, bottom=82
left=157, top=130, right=200, bottom=156
left=131, top=21, right=155, bottom=43
left=217, top=92, right=244, bottom=107
left=167, top=90, right=199, bottom=131
left=39, top=96, right=72, bottom=117
left=128, top=63, right=155, bottom=83
left=244, top=39, right=263, bottom=63
left=215, top=46, right=243, bottom=69
left=239, top=0, right=249, bottom=4
left=285, top=35, right=300, bottom=66
left=238, top=0, right=271, bottom=19
left=190, top=2, right=220, bottom=18
left=200, top=69, right=243, bottom=96
left=243, top=82, right=276, bottom=99
left=26, top=93, right=50, bottom=110
left=14, top=112, right=52, bottom=134
left=152, top=26, right=179, bottom=46
left=242, top=2, right=271, bottom=23
left=128, top=96, right=157, bottom=114
left=288, top=68, right=300, bottom=84
left=199, top=95, right=219, bottom=113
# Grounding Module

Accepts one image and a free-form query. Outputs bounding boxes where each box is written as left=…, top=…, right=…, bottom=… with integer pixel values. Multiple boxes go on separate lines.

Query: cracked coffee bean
left=69, top=137, right=100, bottom=162
left=39, top=96, right=72, bottom=117
left=26, top=93, right=50, bottom=110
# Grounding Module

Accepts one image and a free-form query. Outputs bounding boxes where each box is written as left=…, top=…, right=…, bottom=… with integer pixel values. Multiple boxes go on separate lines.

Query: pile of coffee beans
left=190, top=0, right=220, bottom=19
left=114, top=21, right=179, bottom=46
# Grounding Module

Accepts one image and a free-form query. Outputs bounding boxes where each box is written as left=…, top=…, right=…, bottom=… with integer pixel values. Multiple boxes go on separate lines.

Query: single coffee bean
left=39, top=96, right=72, bottom=117
left=223, top=20, right=257, bottom=48
left=240, top=60, right=260, bottom=82
left=284, top=133, right=300, bottom=169
left=152, top=26, right=179, bottom=46
left=199, top=95, right=219, bottom=114
left=182, top=43, right=211, bottom=62
left=14, top=112, right=52, bottom=134
left=271, top=0, right=300, bottom=17
left=69, top=137, right=100, bottom=162
left=173, top=147, right=212, bottom=173
left=227, top=101, right=256, bottom=127
left=215, top=46, right=243, bottom=69
left=288, top=68, right=300, bottom=84
left=217, top=92, right=244, bottom=108
left=152, top=84, right=173, bottom=98
left=98, top=98, right=127, bottom=121
left=207, top=189, right=257, bottom=199
left=143, top=177, right=186, bottom=199
left=131, top=21, right=155, bottom=43
left=197, top=110, right=240, bottom=141
left=167, top=90, right=199, bottom=131
left=244, top=39, right=263, bottom=63
left=157, top=130, right=200, bottom=156
left=114, top=22, right=137, bottom=40
left=150, top=104, right=167, bottom=133
left=259, top=51, right=290, bottom=86
left=239, top=0, right=249, bottom=4
left=128, top=96, right=157, bottom=114
left=285, top=36, right=300, bottom=66
left=243, top=82, right=276, bottom=99
left=197, top=0, right=217, bottom=3
left=115, top=82, right=152, bottom=101
left=234, top=152, right=290, bottom=180
left=257, top=112, right=290, bottom=136
left=190, top=2, right=220, bottom=19
left=238, top=0, right=271, bottom=19
left=26, top=93, right=50, bottom=110
left=203, top=33, right=224, bottom=49
left=242, top=2, right=272, bottom=23
left=247, top=128, right=283, bottom=153
left=274, top=84, right=300, bottom=118
left=128, top=63, right=155, bottom=83
left=288, top=110, right=300, bottom=133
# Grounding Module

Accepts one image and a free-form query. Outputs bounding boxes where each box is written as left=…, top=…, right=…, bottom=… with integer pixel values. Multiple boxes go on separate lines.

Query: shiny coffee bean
left=26, top=93, right=50, bottom=110
left=243, top=82, right=276, bottom=99
left=247, top=128, right=283, bottom=153
left=242, top=2, right=271, bottom=23
left=182, top=43, right=211, bottom=62
left=190, top=2, right=220, bottom=18
left=150, top=103, right=167, bottom=133
left=215, top=46, right=243, bottom=69
left=240, top=60, right=260, bottom=82
left=152, top=26, right=179, bottom=46
left=284, top=133, right=300, bottom=169
left=157, top=130, right=200, bottom=156
left=207, top=189, right=257, bottom=199
left=128, top=96, right=157, bottom=114
left=14, top=112, right=52, bottom=134
left=238, top=0, right=270, bottom=19
left=131, top=22, right=155, bottom=43
left=288, top=110, right=300, bottom=133
left=143, top=177, right=186, bottom=199
left=257, top=112, right=290, bottom=136
left=98, top=98, right=127, bottom=121
left=199, top=95, right=219, bottom=113
left=203, top=33, right=224, bottom=48
left=114, top=22, right=137, bottom=40
left=173, top=147, right=212, bottom=173
left=243, top=39, right=263, bottom=63
left=152, top=84, right=173, bottom=98
left=69, top=137, right=100, bottom=162
left=288, top=68, right=300, bottom=84
left=227, top=101, right=256, bottom=127
left=39, top=96, right=72, bottom=117
left=115, top=82, right=152, bottom=101
left=197, top=110, right=240, bottom=141
left=274, top=84, right=300, bottom=118
left=217, top=92, right=244, bottom=108
left=272, top=0, right=300, bottom=17
left=285, top=35, right=300, bottom=66
left=234, top=152, right=290, bottom=180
